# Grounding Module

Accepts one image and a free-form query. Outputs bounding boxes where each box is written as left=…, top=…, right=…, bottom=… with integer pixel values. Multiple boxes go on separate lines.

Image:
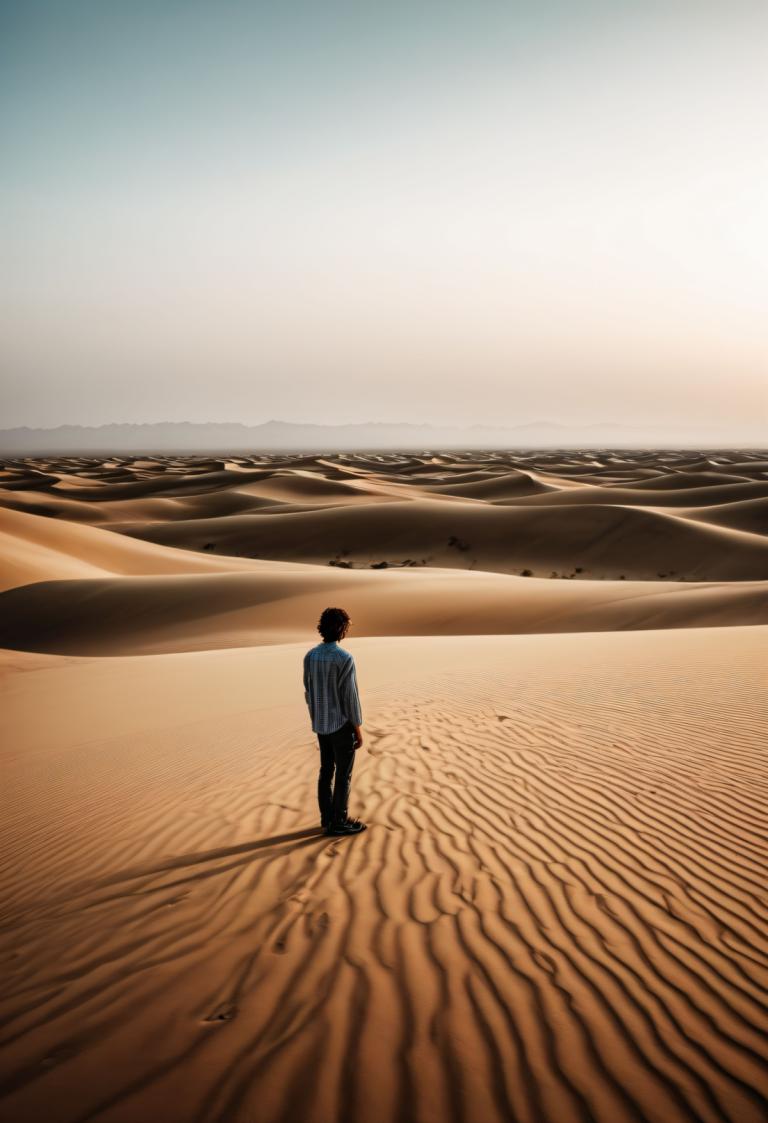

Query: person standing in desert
left=303, top=607, right=367, bottom=836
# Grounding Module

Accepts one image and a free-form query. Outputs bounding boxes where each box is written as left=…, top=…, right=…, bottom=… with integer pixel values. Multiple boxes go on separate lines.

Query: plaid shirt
left=303, top=641, right=363, bottom=735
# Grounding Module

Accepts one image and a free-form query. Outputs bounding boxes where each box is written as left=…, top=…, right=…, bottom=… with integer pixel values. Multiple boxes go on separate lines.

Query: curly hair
left=317, top=606, right=350, bottom=643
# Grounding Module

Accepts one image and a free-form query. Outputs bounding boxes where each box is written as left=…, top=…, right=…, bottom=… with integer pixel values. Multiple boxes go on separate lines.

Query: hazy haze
left=1, top=1, right=766, bottom=440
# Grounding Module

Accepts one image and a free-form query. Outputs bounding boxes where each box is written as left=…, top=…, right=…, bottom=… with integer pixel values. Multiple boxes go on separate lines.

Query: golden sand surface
left=1, top=450, right=766, bottom=1123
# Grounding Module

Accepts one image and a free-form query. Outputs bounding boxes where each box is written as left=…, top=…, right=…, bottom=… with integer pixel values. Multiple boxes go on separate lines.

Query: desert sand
left=1, top=449, right=766, bottom=1123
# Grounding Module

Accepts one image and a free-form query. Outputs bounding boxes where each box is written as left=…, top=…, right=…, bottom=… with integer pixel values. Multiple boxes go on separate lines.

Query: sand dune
left=420, top=469, right=557, bottom=498
left=5, top=452, right=766, bottom=586
left=1, top=449, right=766, bottom=1123
left=1, top=627, right=766, bottom=1123
left=673, top=496, right=768, bottom=535
left=610, top=470, right=756, bottom=489
left=0, top=488, right=115, bottom=524
left=725, top=459, right=768, bottom=476
left=0, top=505, right=281, bottom=591
left=111, top=497, right=768, bottom=581
left=494, top=480, right=768, bottom=508
left=1, top=566, right=767, bottom=655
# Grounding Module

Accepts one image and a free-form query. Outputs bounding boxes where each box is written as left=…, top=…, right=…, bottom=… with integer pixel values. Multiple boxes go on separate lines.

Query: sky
left=1, top=0, right=766, bottom=440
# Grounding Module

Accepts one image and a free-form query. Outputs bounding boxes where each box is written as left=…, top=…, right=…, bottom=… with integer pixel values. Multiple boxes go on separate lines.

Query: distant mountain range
left=0, top=420, right=763, bottom=454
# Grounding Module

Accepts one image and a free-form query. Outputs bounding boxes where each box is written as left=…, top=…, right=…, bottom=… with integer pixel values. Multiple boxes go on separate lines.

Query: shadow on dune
left=8, top=829, right=331, bottom=924
left=96, top=827, right=329, bottom=890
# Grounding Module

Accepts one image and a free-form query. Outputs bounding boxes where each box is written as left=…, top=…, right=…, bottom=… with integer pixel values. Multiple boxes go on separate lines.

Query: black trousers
left=317, top=719, right=356, bottom=827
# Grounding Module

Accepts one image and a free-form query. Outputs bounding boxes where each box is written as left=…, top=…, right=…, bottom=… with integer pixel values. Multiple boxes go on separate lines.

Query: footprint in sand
left=308, top=910, right=330, bottom=937
left=202, top=1003, right=238, bottom=1024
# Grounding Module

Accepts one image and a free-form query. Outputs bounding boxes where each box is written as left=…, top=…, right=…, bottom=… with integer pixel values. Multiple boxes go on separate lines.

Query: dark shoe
left=329, top=817, right=367, bottom=836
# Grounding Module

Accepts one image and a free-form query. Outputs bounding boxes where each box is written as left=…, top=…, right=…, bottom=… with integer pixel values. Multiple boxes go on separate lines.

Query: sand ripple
left=1, top=629, right=765, bottom=1123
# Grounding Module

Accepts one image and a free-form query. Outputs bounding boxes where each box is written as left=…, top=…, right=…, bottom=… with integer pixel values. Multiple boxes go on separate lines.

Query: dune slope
left=1, top=567, right=767, bottom=655
left=111, top=498, right=768, bottom=581
left=0, top=627, right=766, bottom=1123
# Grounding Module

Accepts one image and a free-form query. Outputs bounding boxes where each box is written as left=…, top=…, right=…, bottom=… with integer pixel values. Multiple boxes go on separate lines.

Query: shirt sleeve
left=303, top=653, right=311, bottom=707
left=338, top=656, right=362, bottom=725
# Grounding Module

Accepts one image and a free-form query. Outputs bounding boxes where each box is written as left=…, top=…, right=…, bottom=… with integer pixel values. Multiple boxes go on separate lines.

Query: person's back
left=303, top=607, right=366, bottom=836
left=303, top=639, right=362, bottom=736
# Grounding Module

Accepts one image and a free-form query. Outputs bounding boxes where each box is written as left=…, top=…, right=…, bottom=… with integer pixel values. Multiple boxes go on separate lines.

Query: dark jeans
left=317, top=719, right=356, bottom=827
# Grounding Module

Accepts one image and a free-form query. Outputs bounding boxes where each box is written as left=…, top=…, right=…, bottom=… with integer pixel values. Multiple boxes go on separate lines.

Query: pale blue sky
left=2, top=1, right=766, bottom=438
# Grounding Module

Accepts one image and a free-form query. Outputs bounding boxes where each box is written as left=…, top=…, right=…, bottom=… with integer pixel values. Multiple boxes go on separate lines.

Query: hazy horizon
left=2, top=417, right=765, bottom=455
left=2, top=2, right=766, bottom=441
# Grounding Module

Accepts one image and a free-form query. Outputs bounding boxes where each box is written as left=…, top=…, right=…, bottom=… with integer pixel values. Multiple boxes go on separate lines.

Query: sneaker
left=329, top=817, right=367, bottom=836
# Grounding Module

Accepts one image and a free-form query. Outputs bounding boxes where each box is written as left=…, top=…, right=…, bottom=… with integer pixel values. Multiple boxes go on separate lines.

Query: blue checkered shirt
left=303, top=641, right=363, bottom=735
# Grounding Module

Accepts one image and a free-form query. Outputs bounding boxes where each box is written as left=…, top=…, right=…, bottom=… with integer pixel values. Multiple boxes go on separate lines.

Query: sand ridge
left=1, top=450, right=766, bottom=656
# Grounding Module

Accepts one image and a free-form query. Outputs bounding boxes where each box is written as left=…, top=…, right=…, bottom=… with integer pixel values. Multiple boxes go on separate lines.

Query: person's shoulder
left=335, top=645, right=354, bottom=661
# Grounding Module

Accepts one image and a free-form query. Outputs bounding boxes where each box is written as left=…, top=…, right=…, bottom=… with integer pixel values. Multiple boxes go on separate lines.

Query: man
left=303, top=606, right=367, bottom=836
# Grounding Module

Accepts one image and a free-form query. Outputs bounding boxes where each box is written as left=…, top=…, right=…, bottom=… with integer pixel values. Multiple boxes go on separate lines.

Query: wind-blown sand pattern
left=1, top=450, right=767, bottom=1123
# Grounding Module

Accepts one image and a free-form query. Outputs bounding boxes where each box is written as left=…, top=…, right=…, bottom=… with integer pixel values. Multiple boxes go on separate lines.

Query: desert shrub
left=447, top=535, right=471, bottom=551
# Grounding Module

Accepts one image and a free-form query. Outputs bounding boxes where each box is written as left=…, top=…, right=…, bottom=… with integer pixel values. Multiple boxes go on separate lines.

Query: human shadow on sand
left=13, top=828, right=330, bottom=924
